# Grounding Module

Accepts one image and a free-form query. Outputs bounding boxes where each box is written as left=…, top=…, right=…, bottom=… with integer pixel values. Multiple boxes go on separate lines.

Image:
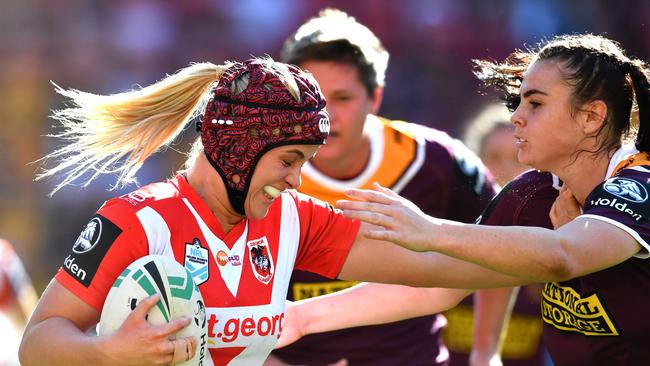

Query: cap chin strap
left=204, top=149, right=250, bottom=216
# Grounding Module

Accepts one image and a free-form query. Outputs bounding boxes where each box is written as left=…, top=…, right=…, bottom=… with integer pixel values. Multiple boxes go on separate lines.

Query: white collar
left=605, top=144, right=639, bottom=178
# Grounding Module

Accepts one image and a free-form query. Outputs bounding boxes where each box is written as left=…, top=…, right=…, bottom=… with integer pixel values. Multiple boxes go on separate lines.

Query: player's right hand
left=99, top=294, right=197, bottom=365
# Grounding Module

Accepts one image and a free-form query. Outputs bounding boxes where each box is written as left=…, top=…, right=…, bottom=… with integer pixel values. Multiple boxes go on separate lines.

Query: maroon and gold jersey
left=445, top=170, right=560, bottom=366
left=55, top=174, right=359, bottom=365
left=274, top=116, right=497, bottom=365
left=543, top=155, right=650, bottom=366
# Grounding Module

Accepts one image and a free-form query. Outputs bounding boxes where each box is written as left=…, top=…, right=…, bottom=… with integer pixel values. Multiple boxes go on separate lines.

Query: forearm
left=340, top=238, right=528, bottom=289
left=20, top=317, right=108, bottom=366
left=297, top=283, right=471, bottom=335
left=433, top=220, right=570, bottom=282
left=471, top=287, right=518, bottom=362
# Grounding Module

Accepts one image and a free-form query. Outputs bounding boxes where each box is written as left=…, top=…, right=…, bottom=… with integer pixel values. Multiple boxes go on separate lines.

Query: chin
left=315, top=144, right=343, bottom=161
left=248, top=207, right=270, bottom=220
left=517, top=151, right=532, bottom=166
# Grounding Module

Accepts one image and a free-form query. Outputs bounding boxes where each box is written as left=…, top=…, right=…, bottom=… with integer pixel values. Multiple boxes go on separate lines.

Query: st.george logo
left=247, top=237, right=274, bottom=284
left=603, top=177, right=648, bottom=203
left=73, top=217, right=103, bottom=254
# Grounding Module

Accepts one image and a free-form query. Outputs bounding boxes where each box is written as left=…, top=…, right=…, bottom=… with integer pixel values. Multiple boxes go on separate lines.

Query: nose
left=510, top=105, right=525, bottom=128
left=285, top=166, right=302, bottom=189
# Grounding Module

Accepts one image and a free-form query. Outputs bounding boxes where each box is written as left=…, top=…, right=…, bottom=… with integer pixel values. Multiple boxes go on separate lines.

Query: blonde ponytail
left=37, top=61, right=234, bottom=194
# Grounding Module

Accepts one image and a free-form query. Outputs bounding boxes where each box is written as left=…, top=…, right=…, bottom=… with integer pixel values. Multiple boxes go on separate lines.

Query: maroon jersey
left=274, top=116, right=497, bottom=365
left=542, top=165, right=650, bottom=366
left=445, top=170, right=559, bottom=366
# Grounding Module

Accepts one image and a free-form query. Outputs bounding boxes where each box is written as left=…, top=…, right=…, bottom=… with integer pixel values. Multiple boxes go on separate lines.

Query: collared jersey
left=56, top=174, right=359, bottom=366
left=542, top=147, right=650, bottom=366
left=274, top=115, right=496, bottom=366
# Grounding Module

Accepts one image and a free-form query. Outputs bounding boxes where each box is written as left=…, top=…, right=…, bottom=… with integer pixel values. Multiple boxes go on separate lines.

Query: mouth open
left=263, top=185, right=281, bottom=200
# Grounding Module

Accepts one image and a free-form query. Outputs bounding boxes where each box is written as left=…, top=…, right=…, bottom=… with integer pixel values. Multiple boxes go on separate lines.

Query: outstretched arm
left=337, top=223, right=527, bottom=289
left=276, top=282, right=471, bottom=349
left=338, top=184, right=641, bottom=282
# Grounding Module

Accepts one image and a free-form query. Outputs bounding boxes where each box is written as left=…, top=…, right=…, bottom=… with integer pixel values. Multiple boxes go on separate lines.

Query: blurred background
left=2, top=0, right=650, bottom=292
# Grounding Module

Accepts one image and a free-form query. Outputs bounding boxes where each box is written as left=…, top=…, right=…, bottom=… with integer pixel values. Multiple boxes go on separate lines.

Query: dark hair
left=474, top=34, right=650, bottom=154
left=281, top=8, right=389, bottom=97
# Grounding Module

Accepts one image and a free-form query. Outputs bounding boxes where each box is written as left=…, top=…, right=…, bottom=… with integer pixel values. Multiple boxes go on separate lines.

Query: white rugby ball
left=98, top=255, right=207, bottom=365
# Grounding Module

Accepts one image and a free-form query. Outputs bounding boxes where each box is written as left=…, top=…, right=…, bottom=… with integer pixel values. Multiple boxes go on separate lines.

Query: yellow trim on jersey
left=299, top=117, right=419, bottom=205
left=611, top=151, right=650, bottom=176
left=292, top=280, right=360, bottom=301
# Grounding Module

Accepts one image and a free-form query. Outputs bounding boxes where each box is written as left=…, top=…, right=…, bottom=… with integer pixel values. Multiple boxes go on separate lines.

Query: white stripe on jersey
left=552, top=174, right=562, bottom=191
left=393, top=135, right=425, bottom=194
left=136, top=206, right=174, bottom=257
left=208, top=193, right=301, bottom=365
left=182, top=197, right=248, bottom=298
left=134, top=192, right=303, bottom=365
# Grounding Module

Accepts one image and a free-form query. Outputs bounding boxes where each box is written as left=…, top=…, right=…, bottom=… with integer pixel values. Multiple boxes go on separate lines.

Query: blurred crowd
left=2, top=0, right=650, bottom=292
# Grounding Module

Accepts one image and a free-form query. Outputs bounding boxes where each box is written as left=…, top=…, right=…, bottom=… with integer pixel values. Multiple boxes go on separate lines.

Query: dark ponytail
left=627, top=60, right=650, bottom=151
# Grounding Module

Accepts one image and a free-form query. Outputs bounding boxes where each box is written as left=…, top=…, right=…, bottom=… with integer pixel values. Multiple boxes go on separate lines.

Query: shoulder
left=283, top=190, right=335, bottom=211
left=477, top=170, right=558, bottom=226
left=507, top=170, right=560, bottom=198
left=108, top=176, right=182, bottom=211
left=379, top=116, right=455, bottom=155
left=586, top=165, right=650, bottom=212
left=379, top=115, right=484, bottom=167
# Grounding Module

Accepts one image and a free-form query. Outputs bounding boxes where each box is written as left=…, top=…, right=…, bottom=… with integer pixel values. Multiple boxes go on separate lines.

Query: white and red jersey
left=56, top=174, right=359, bottom=365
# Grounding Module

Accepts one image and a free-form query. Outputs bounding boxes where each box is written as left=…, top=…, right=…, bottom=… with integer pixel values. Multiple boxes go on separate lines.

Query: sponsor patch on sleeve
left=585, top=176, right=650, bottom=222
left=62, top=214, right=122, bottom=287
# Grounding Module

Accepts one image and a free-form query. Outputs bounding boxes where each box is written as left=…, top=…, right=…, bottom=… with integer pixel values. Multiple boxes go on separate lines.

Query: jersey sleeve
left=291, top=192, right=360, bottom=279
left=580, top=167, right=650, bottom=258
left=54, top=199, right=149, bottom=312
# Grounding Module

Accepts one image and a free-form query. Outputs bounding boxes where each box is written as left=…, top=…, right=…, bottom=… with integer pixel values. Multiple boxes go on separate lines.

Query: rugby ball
left=98, top=255, right=207, bottom=365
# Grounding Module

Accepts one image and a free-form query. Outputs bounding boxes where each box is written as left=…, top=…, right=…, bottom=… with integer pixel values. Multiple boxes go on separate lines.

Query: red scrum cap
left=198, top=58, right=330, bottom=215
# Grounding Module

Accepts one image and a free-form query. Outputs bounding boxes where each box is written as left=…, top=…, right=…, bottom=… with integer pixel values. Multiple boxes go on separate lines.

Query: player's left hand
left=337, top=182, right=438, bottom=252
left=550, top=185, right=581, bottom=229
left=274, top=301, right=303, bottom=349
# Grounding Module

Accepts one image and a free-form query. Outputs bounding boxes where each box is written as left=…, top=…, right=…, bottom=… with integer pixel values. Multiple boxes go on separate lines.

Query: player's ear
left=580, top=99, right=607, bottom=135
left=370, top=86, right=383, bottom=115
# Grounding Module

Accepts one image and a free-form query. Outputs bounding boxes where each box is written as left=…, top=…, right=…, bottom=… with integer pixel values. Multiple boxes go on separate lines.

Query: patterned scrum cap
left=199, top=58, right=330, bottom=215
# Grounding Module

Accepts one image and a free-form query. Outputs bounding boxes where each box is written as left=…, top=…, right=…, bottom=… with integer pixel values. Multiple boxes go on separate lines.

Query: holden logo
left=603, top=177, right=648, bottom=203
left=72, top=217, right=102, bottom=254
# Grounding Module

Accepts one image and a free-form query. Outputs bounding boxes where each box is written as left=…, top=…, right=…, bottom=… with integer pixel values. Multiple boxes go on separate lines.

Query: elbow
left=542, top=238, right=577, bottom=282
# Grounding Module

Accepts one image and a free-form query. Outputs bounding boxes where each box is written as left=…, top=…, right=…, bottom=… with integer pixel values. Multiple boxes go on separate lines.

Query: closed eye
left=529, top=101, right=541, bottom=108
